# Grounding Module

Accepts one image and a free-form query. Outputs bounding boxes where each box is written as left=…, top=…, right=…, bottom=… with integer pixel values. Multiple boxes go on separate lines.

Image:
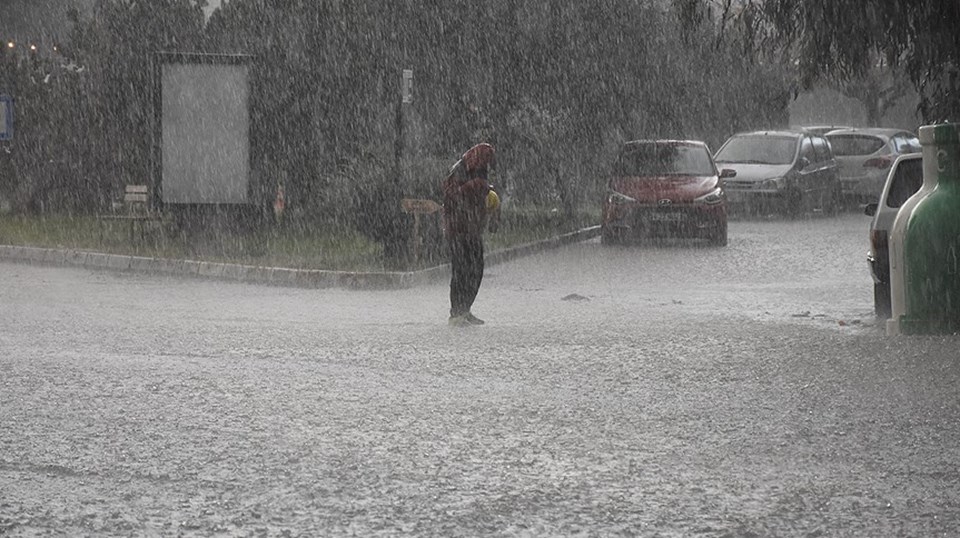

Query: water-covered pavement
left=2, top=212, right=959, bottom=536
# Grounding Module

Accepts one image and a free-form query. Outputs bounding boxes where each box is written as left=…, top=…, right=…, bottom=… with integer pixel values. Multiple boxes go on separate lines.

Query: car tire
left=708, top=220, right=728, bottom=247
left=874, top=282, right=892, bottom=319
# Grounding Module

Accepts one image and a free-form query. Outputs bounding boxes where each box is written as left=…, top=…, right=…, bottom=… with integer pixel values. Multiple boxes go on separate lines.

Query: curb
left=0, top=226, right=600, bottom=290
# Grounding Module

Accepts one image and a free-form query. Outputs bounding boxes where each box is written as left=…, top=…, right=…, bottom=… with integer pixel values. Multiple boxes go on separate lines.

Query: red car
left=601, top=140, right=733, bottom=246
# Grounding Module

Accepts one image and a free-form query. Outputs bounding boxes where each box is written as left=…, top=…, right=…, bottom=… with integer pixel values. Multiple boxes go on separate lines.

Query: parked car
left=601, top=140, right=731, bottom=246
left=864, top=153, right=923, bottom=318
left=825, top=127, right=920, bottom=206
left=713, top=130, right=841, bottom=215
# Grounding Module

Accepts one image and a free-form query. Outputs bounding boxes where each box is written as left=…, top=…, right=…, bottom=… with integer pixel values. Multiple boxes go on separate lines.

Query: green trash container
left=899, top=123, right=960, bottom=335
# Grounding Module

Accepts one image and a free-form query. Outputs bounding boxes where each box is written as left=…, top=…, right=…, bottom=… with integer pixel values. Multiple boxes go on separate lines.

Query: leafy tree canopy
left=740, top=0, right=960, bottom=122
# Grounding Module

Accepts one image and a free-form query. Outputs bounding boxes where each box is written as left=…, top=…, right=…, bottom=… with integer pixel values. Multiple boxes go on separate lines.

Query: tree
left=0, top=36, right=101, bottom=213
left=740, top=0, right=960, bottom=123
left=831, top=62, right=913, bottom=127
left=64, top=0, right=205, bottom=204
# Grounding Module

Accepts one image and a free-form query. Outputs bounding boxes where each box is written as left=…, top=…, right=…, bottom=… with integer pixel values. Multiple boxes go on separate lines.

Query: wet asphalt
left=2, top=211, right=959, bottom=537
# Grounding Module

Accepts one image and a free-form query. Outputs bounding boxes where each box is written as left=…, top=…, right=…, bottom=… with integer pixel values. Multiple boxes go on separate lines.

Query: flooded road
left=2, top=212, right=959, bottom=536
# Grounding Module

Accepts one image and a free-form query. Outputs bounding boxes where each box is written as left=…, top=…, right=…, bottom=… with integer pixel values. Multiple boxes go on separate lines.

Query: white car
left=863, top=153, right=922, bottom=318
left=826, top=128, right=920, bottom=206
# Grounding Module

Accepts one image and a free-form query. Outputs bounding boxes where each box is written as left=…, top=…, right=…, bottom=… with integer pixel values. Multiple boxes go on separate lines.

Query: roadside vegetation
left=0, top=206, right=597, bottom=272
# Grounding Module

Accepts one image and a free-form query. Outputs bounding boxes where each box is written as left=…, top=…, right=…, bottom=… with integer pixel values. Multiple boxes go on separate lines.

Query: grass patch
left=0, top=214, right=385, bottom=271
left=0, top=208, right=599, bottom=272
left=486, top=207, right=598, bottom=251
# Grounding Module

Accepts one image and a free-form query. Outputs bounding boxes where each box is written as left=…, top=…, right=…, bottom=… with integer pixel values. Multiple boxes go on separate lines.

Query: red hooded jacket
left=442, top=144, right=494, bottom=237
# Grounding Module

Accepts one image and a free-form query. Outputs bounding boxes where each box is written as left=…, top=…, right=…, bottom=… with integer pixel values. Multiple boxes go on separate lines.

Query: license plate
left=650, top=212, right=681, bottom=222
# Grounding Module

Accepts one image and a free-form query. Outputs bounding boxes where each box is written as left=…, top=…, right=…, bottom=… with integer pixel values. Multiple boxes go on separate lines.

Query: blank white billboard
left=161, top=62, right=250, bottom=204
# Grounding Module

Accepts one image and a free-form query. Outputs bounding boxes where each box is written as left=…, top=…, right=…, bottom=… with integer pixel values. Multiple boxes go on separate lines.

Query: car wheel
left=874, top=282, right=892, bottom=319
left=708, top=220, right=728, bottom=247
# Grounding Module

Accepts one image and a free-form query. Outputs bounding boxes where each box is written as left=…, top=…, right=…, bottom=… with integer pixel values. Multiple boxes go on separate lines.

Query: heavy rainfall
left=1, top=1, right=959, bottom=536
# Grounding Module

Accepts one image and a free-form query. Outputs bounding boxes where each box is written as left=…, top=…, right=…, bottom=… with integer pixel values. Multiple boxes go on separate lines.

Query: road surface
left=2, top=212, right=959, bottom=536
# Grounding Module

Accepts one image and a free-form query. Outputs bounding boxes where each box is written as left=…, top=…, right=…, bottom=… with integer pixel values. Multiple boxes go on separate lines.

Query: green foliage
left=0, top=0, right=206, bottom=214
left=736, top=0, right=960, bottom=123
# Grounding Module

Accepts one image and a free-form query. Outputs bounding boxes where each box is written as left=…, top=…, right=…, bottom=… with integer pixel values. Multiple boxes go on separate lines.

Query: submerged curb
left=0, top=226, right=600, bottom=290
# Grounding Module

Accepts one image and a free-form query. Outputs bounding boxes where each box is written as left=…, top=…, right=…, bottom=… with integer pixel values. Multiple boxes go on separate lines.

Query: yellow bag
left=486, top=189, right=500, bottom=212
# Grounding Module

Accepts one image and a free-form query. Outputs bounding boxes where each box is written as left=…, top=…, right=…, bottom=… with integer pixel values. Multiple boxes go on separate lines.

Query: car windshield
left=615, top=144, right=715, bottom=176
left=715, top=136, right=797, bottom=165
left=827, top=134, right=886, bottom=156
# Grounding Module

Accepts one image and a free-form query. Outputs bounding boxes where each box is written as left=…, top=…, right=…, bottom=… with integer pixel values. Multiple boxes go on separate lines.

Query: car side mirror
left=864, top=203, right=878, bottom=217
left=798, top=157, right=811, bottom=170
left=719, top=168, right=737, bottom=179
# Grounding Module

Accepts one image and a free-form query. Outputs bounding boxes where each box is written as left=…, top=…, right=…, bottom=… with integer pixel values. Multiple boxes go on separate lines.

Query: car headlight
left=694, top=187, right=724, bottom=205
left=607, top=190, right=636, bottom=204
left=759, top=177, right=785, bottom=190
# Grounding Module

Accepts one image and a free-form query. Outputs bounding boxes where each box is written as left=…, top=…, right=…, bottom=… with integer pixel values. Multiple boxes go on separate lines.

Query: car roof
left=825, top=127, right=916, bottom=139
left=623, top=139, right=708, bottom=147
left=729, top=130, right=805, bottom=139
left=794, top=125, right=853, bottom=132
left=621, top=139, right=710, bottom=154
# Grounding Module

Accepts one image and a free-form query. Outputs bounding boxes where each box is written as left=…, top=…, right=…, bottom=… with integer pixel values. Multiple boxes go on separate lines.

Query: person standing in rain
left=442, top=143, right=499, bottom=326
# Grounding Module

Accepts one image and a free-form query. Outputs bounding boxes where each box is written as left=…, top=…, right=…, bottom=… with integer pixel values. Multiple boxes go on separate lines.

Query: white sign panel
left=0, top=95, right=12, bottom=141
left=401, top=69, right=413, bottom=104
left=161, top=62, right=249, bottom=204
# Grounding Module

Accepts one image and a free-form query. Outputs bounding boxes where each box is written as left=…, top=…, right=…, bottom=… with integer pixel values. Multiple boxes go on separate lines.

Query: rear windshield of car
left=885, top=158, right=923, bottom=208
left=826, top=134, right=886, bottom=156
left=615, top=144, right=715, bottom=176
left=714, top=136, right=797, bottom=165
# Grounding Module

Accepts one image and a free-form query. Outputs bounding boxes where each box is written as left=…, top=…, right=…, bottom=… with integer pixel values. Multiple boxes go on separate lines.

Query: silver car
left=826, top=128, right=920, bottom=206
left=714, top=130, right=841, bottom=215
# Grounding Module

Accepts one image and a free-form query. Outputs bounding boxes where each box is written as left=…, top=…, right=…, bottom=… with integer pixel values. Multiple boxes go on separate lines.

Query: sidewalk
left=0, top=226, right=600, bottom=289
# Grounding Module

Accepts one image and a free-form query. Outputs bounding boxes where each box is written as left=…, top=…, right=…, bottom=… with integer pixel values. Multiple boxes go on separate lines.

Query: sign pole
left=388, top=69, right=415, bottom=267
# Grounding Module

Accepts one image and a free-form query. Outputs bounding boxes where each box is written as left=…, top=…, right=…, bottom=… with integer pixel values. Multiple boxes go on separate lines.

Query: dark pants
left=449, top=233, right=484, bottom=317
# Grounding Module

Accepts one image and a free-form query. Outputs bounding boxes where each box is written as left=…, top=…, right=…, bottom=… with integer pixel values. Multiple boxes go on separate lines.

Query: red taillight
left=863, top=156, right=893, bottom=169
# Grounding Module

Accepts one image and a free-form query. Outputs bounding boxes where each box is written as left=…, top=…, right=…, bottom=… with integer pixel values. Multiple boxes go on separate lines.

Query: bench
left=98, top=185, right=163, bottom=244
